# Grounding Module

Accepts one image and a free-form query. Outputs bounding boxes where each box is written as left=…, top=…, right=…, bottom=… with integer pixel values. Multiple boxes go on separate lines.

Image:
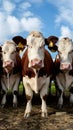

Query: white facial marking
left=27, top=31, right=45, bottom=68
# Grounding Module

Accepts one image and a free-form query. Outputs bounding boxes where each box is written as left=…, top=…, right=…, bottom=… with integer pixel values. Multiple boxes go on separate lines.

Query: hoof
left=57, top=103, right=63, bottom=109
left=24, top=112, right=30, bottom=118
left=0, top=104, right=5, bottom=108
left=41, top=112, right=48, bottom=117
left=13, top=103, right=17, bottom=108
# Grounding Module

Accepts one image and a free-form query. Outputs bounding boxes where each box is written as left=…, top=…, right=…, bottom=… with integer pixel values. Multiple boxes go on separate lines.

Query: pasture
left=0, top=82, right=73, bottom=130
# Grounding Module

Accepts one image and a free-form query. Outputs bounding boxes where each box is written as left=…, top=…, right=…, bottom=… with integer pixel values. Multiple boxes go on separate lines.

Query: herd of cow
left=0, top=31, right=73, bottom=118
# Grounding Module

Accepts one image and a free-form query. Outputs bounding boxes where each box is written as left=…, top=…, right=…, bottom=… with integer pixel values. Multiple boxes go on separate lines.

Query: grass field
left=18, top=81, right=57, bottom=95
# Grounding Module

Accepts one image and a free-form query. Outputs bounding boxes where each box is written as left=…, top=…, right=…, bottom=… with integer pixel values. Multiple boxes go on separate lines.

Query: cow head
left=13, top=31, right=58, bottom=70
left=1, top=40, right=22, bottom=74
left=47, top=36, right=73, bottom=71
left=57, top=38, right=73, bottom=71
left=26, top=31, right=46, bottom=69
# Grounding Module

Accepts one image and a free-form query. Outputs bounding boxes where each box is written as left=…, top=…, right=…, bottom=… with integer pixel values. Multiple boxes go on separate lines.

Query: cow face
left=26, top=31, right=45, bottom=69
left=2, top=41, right=17, bottom=73
left=57, top=38, right=73, bottom=70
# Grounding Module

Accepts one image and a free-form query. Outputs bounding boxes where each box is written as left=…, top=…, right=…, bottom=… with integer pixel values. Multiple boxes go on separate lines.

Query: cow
left=0, top=40, right=22, bottom=108
left=13, top=31, right=58, bottom=117
left=47, top=36, right=73, bottom=108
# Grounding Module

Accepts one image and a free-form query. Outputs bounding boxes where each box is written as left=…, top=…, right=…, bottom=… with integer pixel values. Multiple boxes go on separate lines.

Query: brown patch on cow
left=22, top=49, right=54, bottom=78
left=0, top=47, right=2, bottom=75
left=43, top=95, right=47, bottom=101
left=13, top=53, right=22, bottom=74
left=69, top=61, right=73, bottom=76
left=38, top=50, right=54, bottom=77
left=26, top=95, right=31, bottom=101
left=22, top=49, right=35, bottom=78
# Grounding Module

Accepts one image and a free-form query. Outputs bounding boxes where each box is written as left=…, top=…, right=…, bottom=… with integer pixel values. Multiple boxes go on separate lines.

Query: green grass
left=1, top=81, right=69, bottom=96
left=49, top=82, right=56, bottom=95
left=18, top=81, right=24, bottom=95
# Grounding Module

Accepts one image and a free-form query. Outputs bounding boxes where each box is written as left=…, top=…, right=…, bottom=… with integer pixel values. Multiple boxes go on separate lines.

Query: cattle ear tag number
left=49, top=41, right=54, bottom=47
left=18, top=42, right=24, bottom=49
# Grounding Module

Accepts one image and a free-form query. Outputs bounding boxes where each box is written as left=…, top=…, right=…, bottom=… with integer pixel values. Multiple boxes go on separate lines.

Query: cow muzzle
left=60, top=63, right=72, bottom=70
left=3, top=61, right=14, bottom=73
left=30, top=58, right=43, bottom=69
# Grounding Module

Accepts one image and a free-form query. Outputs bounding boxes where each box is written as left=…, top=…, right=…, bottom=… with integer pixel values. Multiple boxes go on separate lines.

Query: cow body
left=20, top=31, right=54, bottom=117
left=13, top=31, right=58, bottom=117
left=1, top=41, right=21, bottom=108
left=54, top=38, right=73, bottom=108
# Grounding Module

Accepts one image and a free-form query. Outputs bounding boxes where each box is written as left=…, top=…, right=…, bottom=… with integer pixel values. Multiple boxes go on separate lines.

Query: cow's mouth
left=4, top=66, right=13, bottom=73
left=3, top=61, right=14, bottom=73
left=60, top=63, right=72, bottom=71
left=30, top=60, right=44, bottom=69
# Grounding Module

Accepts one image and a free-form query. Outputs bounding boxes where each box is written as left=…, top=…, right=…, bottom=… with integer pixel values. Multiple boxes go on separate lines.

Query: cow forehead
left=27, top=31, right=45, bottom=46
left=58, top=38, right=73, bottom=52
left=2, top=41, right=16, bottom=52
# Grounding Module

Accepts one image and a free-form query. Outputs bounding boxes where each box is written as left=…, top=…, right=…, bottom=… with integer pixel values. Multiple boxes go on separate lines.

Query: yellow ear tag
left=19, top=50, right=23, bottom=54
left=18, top=42, right=24, bottom=49
left=49, top=41, right=53, bottom=47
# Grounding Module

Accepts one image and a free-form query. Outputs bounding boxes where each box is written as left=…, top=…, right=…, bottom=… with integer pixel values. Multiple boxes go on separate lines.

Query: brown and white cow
left=47, top=36, right=73, bottom=108
left=13, top=31, right=58, bottom=117
left=0, top=40, right=22, bottom=108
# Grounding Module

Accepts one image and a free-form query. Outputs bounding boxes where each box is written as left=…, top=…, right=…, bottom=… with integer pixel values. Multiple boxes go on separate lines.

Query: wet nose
left=4, top=61, right=14, bottom=67
left=31, top=58, right=42, bottom=66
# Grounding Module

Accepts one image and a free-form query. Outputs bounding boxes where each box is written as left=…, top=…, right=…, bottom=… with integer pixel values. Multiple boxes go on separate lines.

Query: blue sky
left=0, top=0, right=73, bottom=58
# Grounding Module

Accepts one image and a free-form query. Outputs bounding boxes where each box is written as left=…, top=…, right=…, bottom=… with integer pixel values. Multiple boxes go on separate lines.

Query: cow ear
left=12, top=36, right=26, bottom=52
left=0, top=46, right=2, bottom=51
left=45, top=36, right=58, bottom=52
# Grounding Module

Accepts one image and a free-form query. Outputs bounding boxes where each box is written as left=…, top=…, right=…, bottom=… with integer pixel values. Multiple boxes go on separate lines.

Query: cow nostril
left=4, top=61, right=13, bottom=66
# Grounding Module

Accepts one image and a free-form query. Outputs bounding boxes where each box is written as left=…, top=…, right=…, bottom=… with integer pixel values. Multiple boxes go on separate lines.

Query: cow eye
left=3, top=51, right=6, bottom=54
left=40, top=46, right=43, bottom=49
left=28, top=45, right=32, bottom=48
left=11, top=51, right=16, bottom=54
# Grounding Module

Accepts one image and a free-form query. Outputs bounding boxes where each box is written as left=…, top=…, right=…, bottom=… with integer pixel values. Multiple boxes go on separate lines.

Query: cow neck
left=7, top=73, right=10, bottom=90
left=3, top=69, right=13, bottom=77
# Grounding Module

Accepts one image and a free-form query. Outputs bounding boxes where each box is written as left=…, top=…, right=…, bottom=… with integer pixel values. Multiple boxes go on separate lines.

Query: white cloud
left=3, top=0, right=16, bottom=14
left=47, top=0, right=73, bottom=39
left=7, top=16, right=21, bottom=34
left=0, top=0, right=43, bottom=43
left=59, top=26, right=72, bottom=39
left=55, top=6, right=73, bottom=26
left=21, top=17, right=43, bottom=32
left=23, top=11, right=34, bottom=17
left=28, top=0, right=44, bottom=3
left=19, top=2, right=31, bottom=10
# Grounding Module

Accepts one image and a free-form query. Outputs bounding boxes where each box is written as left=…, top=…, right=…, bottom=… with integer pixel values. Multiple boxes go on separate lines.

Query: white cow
left=47, top=36, right=73, bottom=108
left=0, top=41, right=21, bottom=108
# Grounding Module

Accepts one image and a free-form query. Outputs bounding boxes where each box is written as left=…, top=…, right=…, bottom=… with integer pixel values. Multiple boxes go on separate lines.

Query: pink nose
left=60, top=63, right=72, bottom=70
left=4, top=61, right=14, bottom=67
left=31, top=58, right=42, bottom=68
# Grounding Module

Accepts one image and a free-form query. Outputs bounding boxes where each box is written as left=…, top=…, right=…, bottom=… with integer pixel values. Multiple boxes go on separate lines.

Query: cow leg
left=24, top=86, right=33, bottom=118
left=40, top=86, right=48, bottom=117
left=40, top=77, right=50, bottom=117
left=57, top=88, right=64, bottom=108
left=1, top=80, right=7, bottom=108
left=70, top=87, right=73, bottom=105
left=13, top=77, right=20, bottom=108
left=56, top=77, right=64, bottom=108
left=1, top=90, right=7, bottom=108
